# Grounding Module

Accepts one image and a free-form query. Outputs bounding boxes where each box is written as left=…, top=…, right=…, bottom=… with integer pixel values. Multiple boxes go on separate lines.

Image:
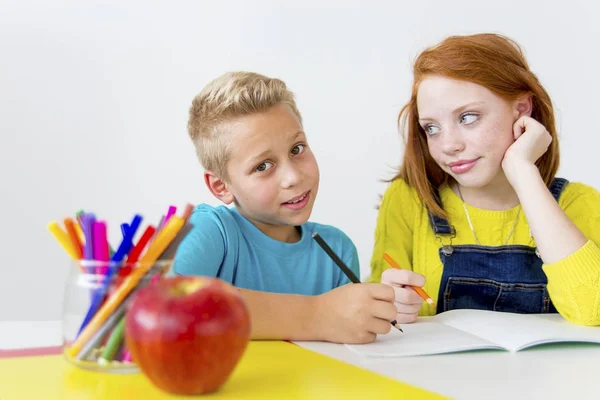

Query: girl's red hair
left=394, top=33, right=559, bottom=218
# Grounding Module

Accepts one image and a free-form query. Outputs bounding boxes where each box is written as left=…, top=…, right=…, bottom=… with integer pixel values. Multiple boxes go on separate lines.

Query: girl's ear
left=514, top=95, right=533, bottom=118
left=204, top=171, right=235, bottom=204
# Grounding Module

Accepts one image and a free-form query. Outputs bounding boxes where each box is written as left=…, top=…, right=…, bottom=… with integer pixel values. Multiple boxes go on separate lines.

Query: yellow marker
left=66, top=216, right=185, bottom=359
left=47, top=221, right=79, bottom=260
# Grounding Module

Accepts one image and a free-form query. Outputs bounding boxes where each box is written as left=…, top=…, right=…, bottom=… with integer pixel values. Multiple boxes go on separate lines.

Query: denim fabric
left=429, top=178, right=568, bottom=314
left=436, top=245, right=556, bottom=314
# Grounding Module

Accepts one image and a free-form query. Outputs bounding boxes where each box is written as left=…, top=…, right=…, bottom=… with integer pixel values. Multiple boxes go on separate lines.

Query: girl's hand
left=381, top=268, right=426, bottom=324
left=502, top=116, right=552, bottom=178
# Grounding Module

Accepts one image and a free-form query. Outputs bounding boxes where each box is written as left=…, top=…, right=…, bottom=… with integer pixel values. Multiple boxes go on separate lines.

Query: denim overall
left=429, top=178, right=568, bottom=314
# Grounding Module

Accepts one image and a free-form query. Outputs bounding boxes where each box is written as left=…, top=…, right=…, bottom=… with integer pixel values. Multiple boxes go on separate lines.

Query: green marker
left=98, top=316, right=126, bottom=365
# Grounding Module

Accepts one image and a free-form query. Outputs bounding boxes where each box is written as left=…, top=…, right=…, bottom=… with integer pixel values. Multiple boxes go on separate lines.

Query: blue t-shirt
left=172, top=204, right=359, bottom=295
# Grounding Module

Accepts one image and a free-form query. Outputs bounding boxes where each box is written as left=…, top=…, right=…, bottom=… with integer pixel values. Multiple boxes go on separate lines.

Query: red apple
left=124, top=276, right=251, bottom=395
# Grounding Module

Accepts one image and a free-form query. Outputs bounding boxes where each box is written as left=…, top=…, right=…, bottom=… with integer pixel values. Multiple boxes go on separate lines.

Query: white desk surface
left=3, top=320, right=600, bottom=400
left=294, top=338, right=600, bottom=400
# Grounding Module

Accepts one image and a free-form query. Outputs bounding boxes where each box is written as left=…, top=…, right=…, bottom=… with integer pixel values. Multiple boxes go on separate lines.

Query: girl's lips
left=449, top=158, right=479, bottom=174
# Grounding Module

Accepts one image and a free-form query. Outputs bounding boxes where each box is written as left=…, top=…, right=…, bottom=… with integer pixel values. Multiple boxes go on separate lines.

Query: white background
left=1, top=0, right=599, bottom=321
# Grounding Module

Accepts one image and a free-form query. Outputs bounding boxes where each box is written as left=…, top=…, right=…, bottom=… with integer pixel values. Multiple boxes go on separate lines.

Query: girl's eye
left=460, top=113, right=479, bottom=124
left=255, top=162, right=273, bottom=172
left=424, top=125, right=441, bottom=136
left=291, top=144, right=305, bottom=155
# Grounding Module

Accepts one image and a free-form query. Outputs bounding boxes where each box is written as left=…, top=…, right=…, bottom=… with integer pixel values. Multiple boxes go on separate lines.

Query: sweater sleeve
left=543, top=183, right=600, bottom=326
left=367, top=179, right=418, bottom=283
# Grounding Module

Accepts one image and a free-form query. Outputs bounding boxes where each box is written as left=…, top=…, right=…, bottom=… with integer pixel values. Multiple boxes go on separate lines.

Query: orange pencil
left=383, top=253, right=435, bottom=305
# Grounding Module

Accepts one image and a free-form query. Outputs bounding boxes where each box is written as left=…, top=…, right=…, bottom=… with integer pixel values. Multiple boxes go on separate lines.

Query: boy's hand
left=381, top=268, right=426, bottom=324
left=313, top=283, right=398, bottom=344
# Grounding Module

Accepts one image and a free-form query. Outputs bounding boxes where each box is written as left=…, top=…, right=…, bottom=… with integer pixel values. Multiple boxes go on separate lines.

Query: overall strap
left=428, top=211, right=455, bottom=236
left=427, top=188, right=455, bottom=237
left=549, top=177, right=569, bottom=202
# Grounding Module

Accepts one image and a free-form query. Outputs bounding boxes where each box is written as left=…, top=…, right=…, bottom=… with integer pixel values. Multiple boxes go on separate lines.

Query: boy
left=174, top=71, right=399, bottom=343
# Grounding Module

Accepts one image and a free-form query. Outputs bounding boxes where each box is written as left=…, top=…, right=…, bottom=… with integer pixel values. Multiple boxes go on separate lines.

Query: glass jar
left=62, top=259, right=172, bottom=373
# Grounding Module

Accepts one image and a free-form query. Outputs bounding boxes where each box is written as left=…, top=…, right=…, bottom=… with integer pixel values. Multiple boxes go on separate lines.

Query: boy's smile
left=217, top=104, right=320, bottom=243
left=281, top=190, right=311, bottom=210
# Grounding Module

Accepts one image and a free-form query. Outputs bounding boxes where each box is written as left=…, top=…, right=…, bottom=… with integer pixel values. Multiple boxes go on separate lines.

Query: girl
left=370, top=33, right=600, bottom=326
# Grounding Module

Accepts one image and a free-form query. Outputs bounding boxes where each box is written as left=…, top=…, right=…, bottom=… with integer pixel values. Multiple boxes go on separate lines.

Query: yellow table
left=0, top=341, right=445, bottom=399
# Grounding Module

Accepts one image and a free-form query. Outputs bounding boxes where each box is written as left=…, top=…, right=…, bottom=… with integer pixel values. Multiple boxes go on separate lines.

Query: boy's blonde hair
left=188, top=71, right=302, bottom=180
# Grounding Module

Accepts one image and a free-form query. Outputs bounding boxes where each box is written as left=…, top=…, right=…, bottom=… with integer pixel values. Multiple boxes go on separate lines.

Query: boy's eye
left=255, top=162, right=273, bottom=172
left=424, top=125, right=441, bottom=136
left=291, top=144, right=305, bottom=156
left=460, top=113, right=479, bottom=124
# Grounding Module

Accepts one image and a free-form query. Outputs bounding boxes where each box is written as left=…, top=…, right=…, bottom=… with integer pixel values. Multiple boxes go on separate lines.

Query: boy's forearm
left=238, top=288, right=324, bottom=341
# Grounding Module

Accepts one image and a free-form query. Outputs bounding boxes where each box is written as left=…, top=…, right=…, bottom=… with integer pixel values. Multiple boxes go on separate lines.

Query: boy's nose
left=281, top=164, right=303, bottom=189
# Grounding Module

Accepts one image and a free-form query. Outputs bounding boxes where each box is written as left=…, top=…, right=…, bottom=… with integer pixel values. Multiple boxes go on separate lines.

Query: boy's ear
left=514, top=94, right=533, bottom=118
left=204, top=171, right=235, bottom=205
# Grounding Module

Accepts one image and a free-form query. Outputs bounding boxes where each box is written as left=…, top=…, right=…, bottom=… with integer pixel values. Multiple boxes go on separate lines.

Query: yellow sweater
left=368, top=178, right=600, bottom=326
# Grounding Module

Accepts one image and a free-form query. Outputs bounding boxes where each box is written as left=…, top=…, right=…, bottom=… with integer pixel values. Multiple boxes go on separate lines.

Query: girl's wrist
left=503, top=157, right=541, bottom=192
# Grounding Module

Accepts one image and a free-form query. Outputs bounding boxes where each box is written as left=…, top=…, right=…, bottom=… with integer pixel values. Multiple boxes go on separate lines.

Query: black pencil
left=312, top=232, right=403, bottom=333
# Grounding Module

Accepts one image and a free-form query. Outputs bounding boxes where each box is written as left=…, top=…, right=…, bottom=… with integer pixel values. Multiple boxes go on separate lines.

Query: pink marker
left=93, top=221, right=110, bottom=275
left=160, top=205, right=177, bottom=230
left=121, top=349, right=132, bottom=363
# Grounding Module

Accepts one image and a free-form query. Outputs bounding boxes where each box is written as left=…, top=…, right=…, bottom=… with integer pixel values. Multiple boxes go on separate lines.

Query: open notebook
left=346, top=309, right=600, bottom=357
